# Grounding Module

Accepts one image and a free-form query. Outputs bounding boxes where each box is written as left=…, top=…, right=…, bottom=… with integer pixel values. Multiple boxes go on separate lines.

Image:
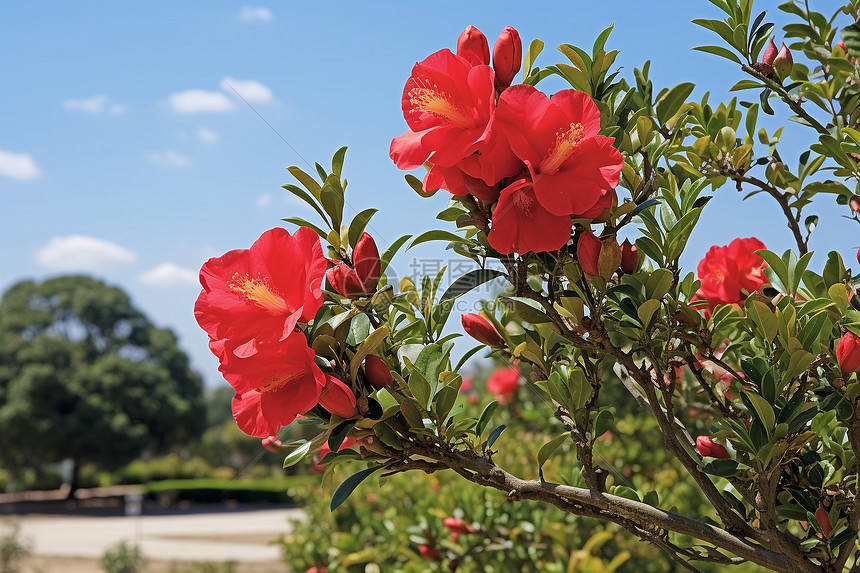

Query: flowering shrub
left=197, top=2, right=860, bottom=571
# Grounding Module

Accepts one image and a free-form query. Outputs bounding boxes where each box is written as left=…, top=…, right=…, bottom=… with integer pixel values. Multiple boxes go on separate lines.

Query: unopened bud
left=456, top=26, right=489, bottom=66
left=492, top=26, right=522, bottom=91
left=773, top=43, right=794, bottom=81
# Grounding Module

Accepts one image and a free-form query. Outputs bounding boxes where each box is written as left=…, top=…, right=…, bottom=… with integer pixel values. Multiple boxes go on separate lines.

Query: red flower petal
left=487, top=178, right=572, bottom=254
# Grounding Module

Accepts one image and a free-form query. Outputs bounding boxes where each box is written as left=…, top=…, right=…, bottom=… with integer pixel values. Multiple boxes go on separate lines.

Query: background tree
left=0, top=275, right=206, bottom=494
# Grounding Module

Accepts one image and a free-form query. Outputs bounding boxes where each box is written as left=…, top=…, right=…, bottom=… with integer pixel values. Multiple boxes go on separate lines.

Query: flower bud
left=461, top=313, right=505, bottom=348
left=620, top=239, right=638, bottom=273
left=816, top=504, right=833, bottom=538
left=492, top=26, right=522, bottom=91
left=353, top=233, right=381, bottom=294
left=443, top=517, right=476, bottom=534
left=326, top=263, right=365, bottom=298
left=850, top=195, right=860, bottom=213
left=773, top=43, right=793, bottom=81
left=318, top=375, right=358, bottom=418
left=696, top=436, right=730, bottom=459
left=261, top=436, right=283, bottom=453
left=577, top=231, right=602, bottom=276
left=418, top=544, right=440, bottom=561
left=836, top=331, right=860, bottom=374
left=761, top=37, right=778, bottom=66
left=457, top=25, right=490, bottom=66
left=364, top=354, right=393, bottom=389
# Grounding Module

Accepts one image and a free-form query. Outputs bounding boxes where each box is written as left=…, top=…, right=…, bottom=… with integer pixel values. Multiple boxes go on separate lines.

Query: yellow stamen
left=229, top=273, right=288, bottom=315
left=407, top=77, right=474, bottom=127
left=257, top=370, right=304, bottom=393
left=539, top=122, right=585, bottom=174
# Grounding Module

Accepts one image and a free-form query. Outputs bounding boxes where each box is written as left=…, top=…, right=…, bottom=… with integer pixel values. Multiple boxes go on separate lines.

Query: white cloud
left=221, top=77, right=273, bottom=103
left=196, top=127, right=219, bottom=144
left=62, top=94, right=126, bottom=115
left=168, top=89, right=234, bottom=114
left=0, top=150, right=41, bottom=181
left=236, top=6, right=273, bottom=21
left=256, top=193, right=272, bottom=207
left=147, top=150, right=192, bottom=168
left=139, top=262, right=198, bottom=286
left=36, top=235, right=136, bottom=270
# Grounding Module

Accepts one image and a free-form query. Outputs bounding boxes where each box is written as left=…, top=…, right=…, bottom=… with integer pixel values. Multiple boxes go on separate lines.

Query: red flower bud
left=457, top=25, right=489, bottom=66
left=318, top=375, right=357, bottom=418
left=261, top=436, right=283, bottom=453
left=577, top=231, right=602, bottom=276
left=773, top=43, right=793, bottom=81
left=696, top=436, right=730, bottom=459
left=461, top=313, right=505, bottom=348
left=364, top=354, right=393, bottom=389
left=816, top=504, right=833, bottom=538
left=418, top=544, right=440, bottom=561
left=836, top=331, right=860, bottom=374
left=353, top=232, right=380, bottom=293
left=620, top=239, right=638, bottom=273
left=492, top=26, right=522, bottom=91
left=761, top=37, right=778, bottom=66
left=443, top=517, right=476, bottom=535
left=850, top=196, right=860, bottom=213
left=326, top=233, right=380, bottom=298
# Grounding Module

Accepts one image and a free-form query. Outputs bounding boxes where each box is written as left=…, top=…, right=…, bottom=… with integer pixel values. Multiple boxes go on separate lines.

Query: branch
left=741, top=65, right=830, bottom=136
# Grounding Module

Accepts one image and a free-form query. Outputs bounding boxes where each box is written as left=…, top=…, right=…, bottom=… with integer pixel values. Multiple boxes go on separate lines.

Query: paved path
left=10, top=508, right=305, bottom=562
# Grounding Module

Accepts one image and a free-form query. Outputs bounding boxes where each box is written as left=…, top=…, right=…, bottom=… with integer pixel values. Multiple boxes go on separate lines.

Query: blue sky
left=1, top=1, right=854, bottom=387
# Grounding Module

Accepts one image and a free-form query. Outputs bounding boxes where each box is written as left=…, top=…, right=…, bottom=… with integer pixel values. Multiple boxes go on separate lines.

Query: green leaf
left=522, top=38, right=545, bottom=81
left=350, top=325, right=389, bottom=381
left=331, top=146, right=348, bottom=179
left=537, top=434, right=569, bottom=479
left=287, top=166, right=322, bottom=198
left=408, top=230, right=473, bottom=249
left=405, top=174, right=438, bottom=198
left=283, top=440, right=313, bottom=468
left=281, top=217, right=328, bottom=239
left=692, top=45, right=744, bottom=64
left=330, top=464, right=386, bottom=511
left=379, top=234, right=412, bottom=275
left=656, top=82, right=695, bottom=123
left=439, top=269, right=506, bottom=302
left=454, top=344, right=484, bottom=372
left=745, top=391, right=776, bottom=434
left=840, top=21, right=860, bottom=59
left=486, top=424, right=507, bottom=449
left=702, top=459, right=740, bottom=477
left=408, top=370, right=431, bottom=410
left=637, top=299, right=661, bottom=329
left=328, top=420, right=355, bottom=453
left=346, top=313, right=371, bottom=346
left=347, top=208, right=378, bottom=248
left=281, top=183, right=330, bottom=224
left=593, top=409, right=614, bottom=439
left=476, top=401, right=499, bottom=436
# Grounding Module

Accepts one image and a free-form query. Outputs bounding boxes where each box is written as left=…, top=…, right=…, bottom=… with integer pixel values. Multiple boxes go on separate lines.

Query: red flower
left=212, top=333, right=327, bottom=437
left=418, top=544, right=440, bottom=561
left=486, top=366, right=521, bottom=402
left=696, top=436, right=730, bottom=459
left=305, top=568, right=326, bottom=573
left=423, top=162, right=502, bottom=203
left=494, top=85, right=623, bottom=217
left=696, top=237, right=768, bottom=314
left=195, top=227, right=326, bottom=347
left=461, top=313, right=505, bottom=348
left=326, top=233, right=380, bottom=298
left=836, top=331, right=860, bottom=374
left=364, top=354, right=393, bottom=389
left=443, top=517, right=476, bottom=535
left=457, top=26, right=489, bottom=67
left=487, top=177, right=573, bottom=254
left=620, top=239, right=638, bottom=273
left=389, top=49, right=496, bottom=170
left=577, top=231, right=602, bottom=276
left=492, top=26, right=522, bottom=90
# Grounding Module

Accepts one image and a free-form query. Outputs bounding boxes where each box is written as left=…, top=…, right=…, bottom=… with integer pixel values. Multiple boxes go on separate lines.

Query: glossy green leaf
left=440, top=269, right=506, bottom=302
left=330, top=464, right=386, bottom=511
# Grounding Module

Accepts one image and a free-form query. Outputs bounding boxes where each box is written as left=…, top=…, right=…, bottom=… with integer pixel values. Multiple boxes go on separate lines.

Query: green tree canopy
left=0, top=275, right=206, bottom=486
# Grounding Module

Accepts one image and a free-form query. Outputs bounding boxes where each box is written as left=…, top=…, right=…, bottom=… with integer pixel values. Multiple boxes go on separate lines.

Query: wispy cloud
left=196, top=127, right=219, bottom=144
left=168, top=89, right=234, bottom=114
left=147, top=150, right=192, bottom=168
left=236, top=6, right=273, bottom=21
left=36, top=235, right=136, bottom=270
left=139, top=262, right=198, bottom=286
left=221, top=77, right=273, bottom=104
left=256, top=193, right=272, bottom=207
left=62, top=94, right=126, bottom=115
left=0, top=150, right=41, bottom=181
